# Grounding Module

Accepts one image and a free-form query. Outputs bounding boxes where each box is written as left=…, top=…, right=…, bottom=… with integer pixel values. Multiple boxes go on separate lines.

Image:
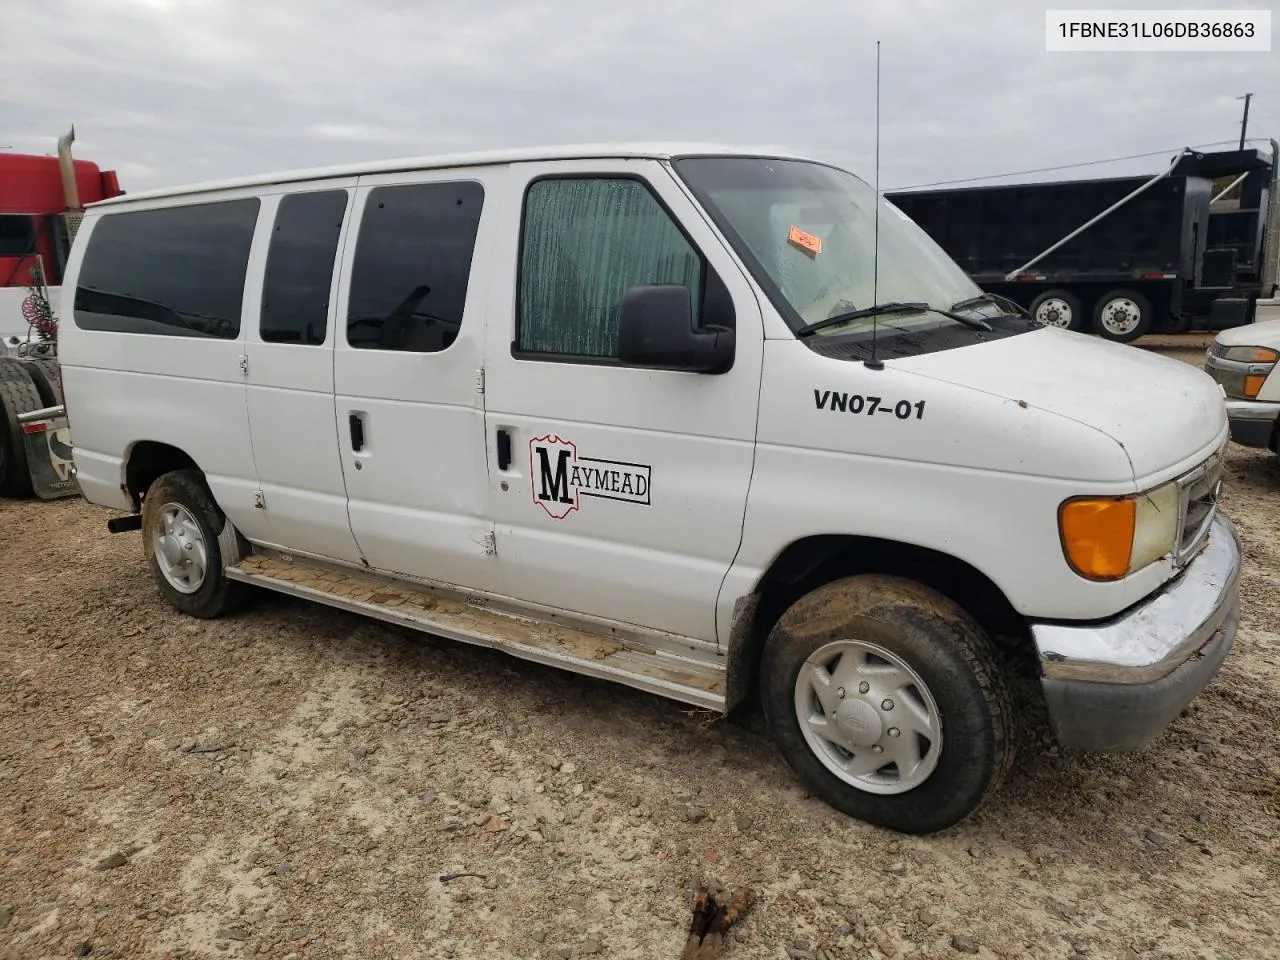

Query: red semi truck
left=0, top=127, right=122, bottom=498
left=1, top=127, right=122, bottom=344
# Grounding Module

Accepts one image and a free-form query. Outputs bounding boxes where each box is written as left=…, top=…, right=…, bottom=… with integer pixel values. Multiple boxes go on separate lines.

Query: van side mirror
left=616, top=284, right=735, bottom=374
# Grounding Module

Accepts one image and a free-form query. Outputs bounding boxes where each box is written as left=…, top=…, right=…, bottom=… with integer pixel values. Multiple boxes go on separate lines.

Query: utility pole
left=1239, top=93, right=1253, bottom=151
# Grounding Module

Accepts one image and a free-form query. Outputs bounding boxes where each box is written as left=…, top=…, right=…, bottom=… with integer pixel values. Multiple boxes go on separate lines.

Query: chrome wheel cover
left=153, top=502, right=208, bottom=594
left=794, top=639, right=943, bottom=795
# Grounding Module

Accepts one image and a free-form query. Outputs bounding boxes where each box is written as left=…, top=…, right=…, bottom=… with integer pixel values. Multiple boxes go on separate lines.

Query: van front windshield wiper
left=950, top=292, right=1029, bottom=320
left=796, top=301, right=991, bottom=338
left=796, top=302, right=929, bottom=337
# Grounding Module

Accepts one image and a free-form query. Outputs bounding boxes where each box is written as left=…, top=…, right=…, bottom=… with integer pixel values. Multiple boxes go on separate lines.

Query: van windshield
left=673, top=156, right=991, bottom=339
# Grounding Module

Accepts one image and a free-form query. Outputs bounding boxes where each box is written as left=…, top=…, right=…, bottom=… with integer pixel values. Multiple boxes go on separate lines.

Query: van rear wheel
left=760, top=575, right=1014, bottom=834
left=141, top=469, right=249, bottom=618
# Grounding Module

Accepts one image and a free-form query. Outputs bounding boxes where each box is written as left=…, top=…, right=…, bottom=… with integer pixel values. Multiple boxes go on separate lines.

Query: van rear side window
left=74, top=198, right=260, bottom=339
left=346, top=181, right=484, bottom=353
left=261, top=190, right=349, bottom=346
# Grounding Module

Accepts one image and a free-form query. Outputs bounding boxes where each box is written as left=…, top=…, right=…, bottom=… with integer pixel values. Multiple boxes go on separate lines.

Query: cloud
left=1, top=0, right=1276, bottom=191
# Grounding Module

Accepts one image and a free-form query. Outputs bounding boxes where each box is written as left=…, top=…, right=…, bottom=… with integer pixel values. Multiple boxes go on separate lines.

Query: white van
left=1205, top=298, right=1280, bottom=452
left=58, top=144, right=1239, bottom=834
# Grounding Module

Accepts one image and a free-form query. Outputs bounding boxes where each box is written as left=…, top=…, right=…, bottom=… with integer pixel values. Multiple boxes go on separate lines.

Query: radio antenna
left=865, top=40, right=884, bottom=371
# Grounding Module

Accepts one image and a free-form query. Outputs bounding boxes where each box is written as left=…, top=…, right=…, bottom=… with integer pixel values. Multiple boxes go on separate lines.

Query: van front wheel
left=760, top=575, right=1014, bottom=834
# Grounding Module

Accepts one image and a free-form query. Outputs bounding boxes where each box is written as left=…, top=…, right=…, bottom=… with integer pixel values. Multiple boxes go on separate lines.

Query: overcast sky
left=2, top=0, right=1277, bottom=194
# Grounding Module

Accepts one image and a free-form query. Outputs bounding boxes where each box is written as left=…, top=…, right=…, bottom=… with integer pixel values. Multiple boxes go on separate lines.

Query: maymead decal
left=530, top=435, right=652, bottom=520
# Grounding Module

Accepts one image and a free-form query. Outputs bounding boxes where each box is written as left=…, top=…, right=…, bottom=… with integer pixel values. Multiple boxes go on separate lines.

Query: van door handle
left=349, top=413, right=365, bottom=452
left=496, top=429, right=512, bottom=471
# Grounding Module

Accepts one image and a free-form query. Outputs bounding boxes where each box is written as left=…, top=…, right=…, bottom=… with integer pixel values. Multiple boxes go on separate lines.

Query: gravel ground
left=1, top=342, right=1277, bottom=960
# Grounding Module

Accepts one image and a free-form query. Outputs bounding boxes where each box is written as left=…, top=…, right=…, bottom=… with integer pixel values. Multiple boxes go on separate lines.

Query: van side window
left=73, top=199, right=260, bottom=339
left=261, top=190, right=349, bottom=345
left=346, top=182, right=484, bottom=353
left=517, top=178, right=703, bottom=359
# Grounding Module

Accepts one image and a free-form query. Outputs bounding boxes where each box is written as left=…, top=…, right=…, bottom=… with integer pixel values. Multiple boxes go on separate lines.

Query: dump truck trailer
left=886, top=144, right=1280, bottom=342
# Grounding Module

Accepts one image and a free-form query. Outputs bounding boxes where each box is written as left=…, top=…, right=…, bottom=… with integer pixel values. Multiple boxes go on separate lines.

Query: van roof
left=93, top=141, right=826, bottom=207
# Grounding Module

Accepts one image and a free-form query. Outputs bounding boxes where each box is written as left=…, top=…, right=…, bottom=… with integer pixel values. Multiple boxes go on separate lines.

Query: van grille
left=1175, top=443, right=1225, bottom=565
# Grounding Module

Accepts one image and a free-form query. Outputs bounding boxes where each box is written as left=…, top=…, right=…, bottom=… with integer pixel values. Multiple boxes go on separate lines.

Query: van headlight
left=1207, top=344, right=1278, bottom=399
left=1058, top=482, right=1181, bottom=580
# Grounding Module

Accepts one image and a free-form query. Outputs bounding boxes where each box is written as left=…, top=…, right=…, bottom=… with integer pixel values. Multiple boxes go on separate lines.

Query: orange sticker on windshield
left=788, top=226, right=822, bottom=256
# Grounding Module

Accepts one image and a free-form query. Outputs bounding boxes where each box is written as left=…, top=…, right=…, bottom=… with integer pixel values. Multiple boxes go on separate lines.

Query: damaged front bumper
left=1028, top=512, right=1240, bottom=752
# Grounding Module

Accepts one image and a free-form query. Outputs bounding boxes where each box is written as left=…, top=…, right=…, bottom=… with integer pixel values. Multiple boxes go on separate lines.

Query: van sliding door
left=241, top=181, right=365, bottom=563
left=330, top=169, right=501, bottom=593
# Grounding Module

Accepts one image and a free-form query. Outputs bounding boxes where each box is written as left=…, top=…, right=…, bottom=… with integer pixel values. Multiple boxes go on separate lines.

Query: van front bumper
left=1204, top=349, right=1278, bottom=448
left=1223, top=398, right=1279, bottom=449
left=1028, top=512, right=1240, bottom=752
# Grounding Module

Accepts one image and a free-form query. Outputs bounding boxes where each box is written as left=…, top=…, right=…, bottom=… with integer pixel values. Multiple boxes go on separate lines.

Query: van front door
left=332, top=170, right=501, bottom=592
left=481, top=160, right=763, bottom=646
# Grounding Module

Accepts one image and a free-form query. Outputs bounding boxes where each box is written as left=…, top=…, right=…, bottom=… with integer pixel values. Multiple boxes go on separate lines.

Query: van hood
left=1215, top=316, right=1280, bottom=348
left=896, top=327, right=1226, bottom=480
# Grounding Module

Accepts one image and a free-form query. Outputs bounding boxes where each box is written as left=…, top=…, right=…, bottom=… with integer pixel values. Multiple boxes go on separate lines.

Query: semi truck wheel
left=22, top=359, right=63, bottom=407
left=141, top=469, right=250, bottom=618
left=759, top=574, right=1014, bottom=834
left=1094, top=289, right=1153, bottom=343
left=1030, top=289, right=1085, bottom=331
left=0, top=360, right=41, bottom=498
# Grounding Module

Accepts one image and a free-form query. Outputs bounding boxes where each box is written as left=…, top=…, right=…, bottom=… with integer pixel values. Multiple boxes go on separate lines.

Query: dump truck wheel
left=1030, top=289, right=1086, bottom=332
left=1094, top=289, right=1153, bottom=343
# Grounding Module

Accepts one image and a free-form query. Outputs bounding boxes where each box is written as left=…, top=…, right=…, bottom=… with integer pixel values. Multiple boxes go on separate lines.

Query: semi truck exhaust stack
left=57, top=125, right=81, bottom=213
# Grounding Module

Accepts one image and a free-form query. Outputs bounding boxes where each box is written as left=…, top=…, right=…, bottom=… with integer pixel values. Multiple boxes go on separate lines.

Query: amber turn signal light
left=1059, top=497, right=1136, bottom=581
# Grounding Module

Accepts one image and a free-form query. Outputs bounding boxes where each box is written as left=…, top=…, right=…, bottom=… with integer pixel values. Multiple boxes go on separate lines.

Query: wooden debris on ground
left=680, top=881, right=752, bottom=959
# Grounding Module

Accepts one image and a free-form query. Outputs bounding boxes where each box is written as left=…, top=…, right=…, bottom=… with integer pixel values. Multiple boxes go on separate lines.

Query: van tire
left=141, top=469, right=249, bottom=618
left=0, top=361, right=41, bottom=498
left=760, top=574, right=1014, bottom=834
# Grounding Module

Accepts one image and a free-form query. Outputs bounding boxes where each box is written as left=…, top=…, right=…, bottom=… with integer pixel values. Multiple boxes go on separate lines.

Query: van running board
left=225, top=554, right=726, bottom=711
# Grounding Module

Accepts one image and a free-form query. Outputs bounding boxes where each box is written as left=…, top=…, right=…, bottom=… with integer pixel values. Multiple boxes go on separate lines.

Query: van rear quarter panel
left=59, top=213, right=261, bottom=535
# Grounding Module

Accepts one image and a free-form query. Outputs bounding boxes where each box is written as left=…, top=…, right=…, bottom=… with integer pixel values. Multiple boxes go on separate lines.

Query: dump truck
left=886, top=143, right=1280, bottom=342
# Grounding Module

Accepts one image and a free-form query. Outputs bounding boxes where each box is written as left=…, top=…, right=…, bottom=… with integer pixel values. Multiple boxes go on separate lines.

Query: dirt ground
left=2, top=341, right=1278, bottom=960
